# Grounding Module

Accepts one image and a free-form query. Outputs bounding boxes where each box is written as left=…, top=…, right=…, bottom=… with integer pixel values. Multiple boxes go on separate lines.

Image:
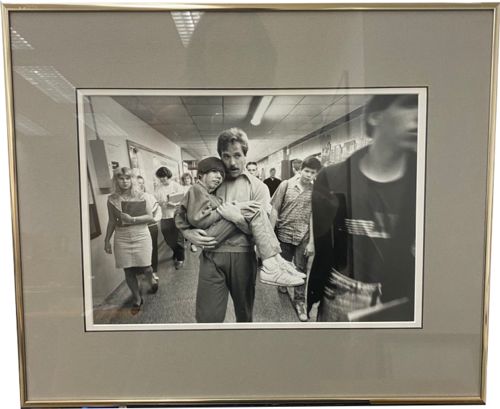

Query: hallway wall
left=258, top=114, right=370, bottom=181
left=85, top=96, right=182, bottom=306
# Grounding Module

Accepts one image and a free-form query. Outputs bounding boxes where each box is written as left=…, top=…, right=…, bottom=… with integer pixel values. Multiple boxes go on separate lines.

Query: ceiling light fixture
left=250, top=96, right=273, bottom=126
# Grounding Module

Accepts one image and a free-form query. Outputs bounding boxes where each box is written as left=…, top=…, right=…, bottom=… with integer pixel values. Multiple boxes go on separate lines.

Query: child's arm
left=216, top=177, right=272, bottom=235
left=185, top=185, right=223, bottom=229
left=191, top=204, right=222, bottom=229
left=216, top=203, right=251, bottom=235
left=269, top=180, right=288, bottom=229
left=305, top=214, right=315, bottom=257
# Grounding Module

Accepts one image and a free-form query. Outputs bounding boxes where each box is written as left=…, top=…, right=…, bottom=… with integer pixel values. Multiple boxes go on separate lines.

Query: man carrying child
left=175, top=128, right=303, bottom=323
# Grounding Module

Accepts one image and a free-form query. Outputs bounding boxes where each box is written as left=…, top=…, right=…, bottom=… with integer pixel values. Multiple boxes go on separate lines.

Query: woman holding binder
left=104, top=167, right=158, bottom=314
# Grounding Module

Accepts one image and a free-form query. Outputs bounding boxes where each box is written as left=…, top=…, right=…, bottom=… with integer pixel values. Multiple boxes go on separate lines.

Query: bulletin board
left=127, top=140, right=181, bottom=193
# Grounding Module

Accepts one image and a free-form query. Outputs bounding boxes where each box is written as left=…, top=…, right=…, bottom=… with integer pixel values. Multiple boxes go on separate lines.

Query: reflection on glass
left=16, top=114, right=48, bottom=136
left=84, top=113, right=128, bottom=138
left=14, top=66, right=75, bottom=103
left=10, top=27, right=34, bottom=50
left=171, top=11, right=203, bottom=47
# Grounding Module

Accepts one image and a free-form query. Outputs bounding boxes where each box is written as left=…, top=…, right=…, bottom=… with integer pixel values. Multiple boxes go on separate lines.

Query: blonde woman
left=104, top=167, right=158, bottom=314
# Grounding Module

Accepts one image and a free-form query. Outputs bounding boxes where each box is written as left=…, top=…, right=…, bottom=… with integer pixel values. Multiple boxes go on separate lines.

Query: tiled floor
left=94, top=249, right=304, bottom=324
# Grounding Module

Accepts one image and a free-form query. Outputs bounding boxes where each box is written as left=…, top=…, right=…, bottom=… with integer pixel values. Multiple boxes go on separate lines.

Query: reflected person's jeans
left=317, top=270, right=382, bottom=322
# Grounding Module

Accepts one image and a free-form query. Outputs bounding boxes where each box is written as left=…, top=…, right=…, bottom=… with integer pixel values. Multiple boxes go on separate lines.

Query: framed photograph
left=80, top=88, right=426, bottom=331
left=2, top=2, right=497, bottom=407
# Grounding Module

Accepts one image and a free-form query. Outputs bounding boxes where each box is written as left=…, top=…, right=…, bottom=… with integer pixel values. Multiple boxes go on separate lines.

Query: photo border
left=77, top=87, right=427, bottom=331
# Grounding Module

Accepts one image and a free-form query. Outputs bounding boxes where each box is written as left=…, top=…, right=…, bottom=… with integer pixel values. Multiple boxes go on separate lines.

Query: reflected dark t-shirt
left=346, top=167, right=415, bottom=302
left=309, top=147, right=416, bottom=306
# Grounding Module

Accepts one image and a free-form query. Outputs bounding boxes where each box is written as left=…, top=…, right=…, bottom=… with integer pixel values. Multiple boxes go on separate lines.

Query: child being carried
left=179, top=157, right=305, bottom=287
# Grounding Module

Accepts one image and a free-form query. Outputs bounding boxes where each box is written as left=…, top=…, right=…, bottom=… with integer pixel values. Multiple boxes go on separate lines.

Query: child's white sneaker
left=259, top=266, right=304, bottom=287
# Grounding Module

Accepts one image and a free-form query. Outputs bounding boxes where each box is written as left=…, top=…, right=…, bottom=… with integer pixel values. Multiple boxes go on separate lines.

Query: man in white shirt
left=154, top=166, right=185, bottom=269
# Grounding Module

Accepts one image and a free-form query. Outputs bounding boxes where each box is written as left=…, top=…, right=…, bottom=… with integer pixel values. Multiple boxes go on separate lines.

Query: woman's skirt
left=113, top=224, right=152, bottom=269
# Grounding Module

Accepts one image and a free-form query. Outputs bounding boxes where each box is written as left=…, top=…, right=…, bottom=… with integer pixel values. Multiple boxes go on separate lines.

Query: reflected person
left=308, top=95, right=418, bottom=322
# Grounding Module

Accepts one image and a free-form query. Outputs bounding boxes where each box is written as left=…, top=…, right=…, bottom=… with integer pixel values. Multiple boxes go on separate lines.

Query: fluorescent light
left=14, top=66, right=75, bottom=103
left=171, top=11, right=203, bottom=47
left=250, top=96, right=273, bottom=126
left=10, top=28, right=34, bottom=50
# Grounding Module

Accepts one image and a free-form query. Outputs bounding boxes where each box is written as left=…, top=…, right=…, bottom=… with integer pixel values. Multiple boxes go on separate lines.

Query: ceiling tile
left=192, top=116, right=223, bottom=126
left=224, top=105, right=250, bottom=117
left=297, top=123, right=323, bottom=133
left=223, top=116, right=246, bottom=128
left=335, top=94, right=371, bottom=106
left=280, top=115, right=315, bottom=124
left=272, top=96, right=304, bottom=105
left=300, top=95, right=340, bottom=105
left=165, top=116, right=194, bottom=125
left=271, top=122, right=301, bottom=132
left=140, top=96, right=182, bottom=105
left=224, top=96, right=253, bottom=105
left=317, top=104, right=355, bottom=120
left=288, top=104, right=326, bottom=116
left=264, top=104, right=295, bottom=120
left=154, top=104, right=190, bottom=117
left=111, top=92, right=372, bottom=164
left=158, top=123, right=199, bottom=135
left=185, top=104, right=223, bottom=116
left=182, top=96, right=223, bottom=105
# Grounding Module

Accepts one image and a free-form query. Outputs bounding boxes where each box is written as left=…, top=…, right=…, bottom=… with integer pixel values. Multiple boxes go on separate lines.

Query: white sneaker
left=277, top=258, right=306, bottom=279
left=259, top=266, right=304, bottom=287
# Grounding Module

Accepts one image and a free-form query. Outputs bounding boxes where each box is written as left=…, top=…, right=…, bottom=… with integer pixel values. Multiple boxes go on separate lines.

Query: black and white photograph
left=78, top=88, right=426, bottom=330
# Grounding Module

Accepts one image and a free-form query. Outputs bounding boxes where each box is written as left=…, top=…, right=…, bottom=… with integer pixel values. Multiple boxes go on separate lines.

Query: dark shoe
left=148, top=273, right=159, bottom=294
left=174, top=260, right=184, bottom=270
left=149, top=279, right=159, bottom=294
left=131, top=298, right=143, bottom=315
left=278, top=286, right=288, bottom=294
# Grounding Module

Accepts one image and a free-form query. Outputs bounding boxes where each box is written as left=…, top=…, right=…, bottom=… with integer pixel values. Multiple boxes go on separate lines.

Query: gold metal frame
left=2, top=2, right=498, bottom=407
